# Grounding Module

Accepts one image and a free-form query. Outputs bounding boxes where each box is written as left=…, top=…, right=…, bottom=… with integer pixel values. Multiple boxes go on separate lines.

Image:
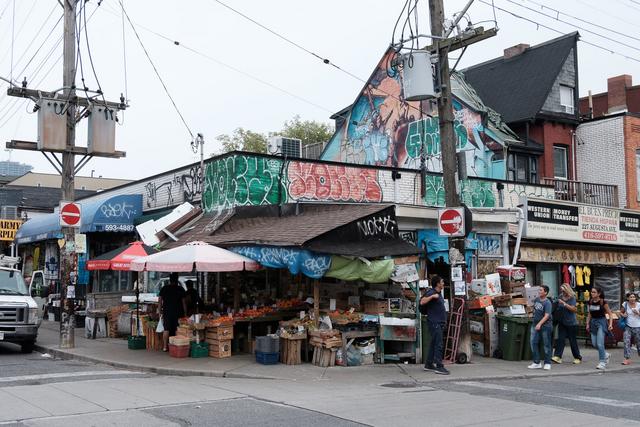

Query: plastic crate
left=128, top=335, right=146, bottom=350
left=190, top=342, right=209, bottom=358
left=255, top=351, right=280, bottom=365
left=256, top=336, right=279, bottom=353
left=169, top=344, right=190, bottom=358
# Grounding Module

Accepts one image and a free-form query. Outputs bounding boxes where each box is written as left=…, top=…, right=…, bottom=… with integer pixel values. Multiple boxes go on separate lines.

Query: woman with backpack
left=552, top=283, right=582, bottom=365
left=620, top=292, right=640, bottom=365
left=586, top=287, right=613, bottom=370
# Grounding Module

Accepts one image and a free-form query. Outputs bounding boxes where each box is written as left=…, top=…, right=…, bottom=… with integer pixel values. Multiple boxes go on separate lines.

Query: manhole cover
left=380, top=382, right=419, bottom=388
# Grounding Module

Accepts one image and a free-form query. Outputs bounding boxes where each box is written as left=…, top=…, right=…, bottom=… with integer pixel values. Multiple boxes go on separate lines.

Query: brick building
left=579, top=74, right=640, bottom=118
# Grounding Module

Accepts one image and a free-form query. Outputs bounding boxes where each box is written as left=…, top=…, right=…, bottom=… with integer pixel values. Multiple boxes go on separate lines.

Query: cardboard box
left=496, top=265, right=527, bottom=281
left=470, top=277, right=501, bottom=296
left=468, top=295, right=493, bottom=309
left=496, top=305, right=526, bottom=316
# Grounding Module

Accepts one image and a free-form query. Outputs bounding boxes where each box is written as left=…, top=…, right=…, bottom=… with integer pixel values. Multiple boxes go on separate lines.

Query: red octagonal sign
left=438, top=207, right=464, bottom=237
left=60, top=202, right=81, bottom=228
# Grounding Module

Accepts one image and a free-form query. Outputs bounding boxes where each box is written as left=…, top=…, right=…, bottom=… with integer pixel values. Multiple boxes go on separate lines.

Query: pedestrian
left=552, top=283, right=582, bottom=365
left=620, top=292, right=640, bottom=365
left=528, top=285, right=553, bottom=370
left=586, top=287, right=613, bottom=370
left=158, top=272, right=187, bottom=352
left=420, top=275, right=449, bottom=375
left=184, top=280, right=204, bottom=317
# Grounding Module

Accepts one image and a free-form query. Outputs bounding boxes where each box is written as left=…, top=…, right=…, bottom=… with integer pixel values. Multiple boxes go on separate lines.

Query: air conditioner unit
left=1, top=206, right=17, bottom=219
left=267, top=136, right=302, bottom=157
left=563, top=105, right=574, bottom=114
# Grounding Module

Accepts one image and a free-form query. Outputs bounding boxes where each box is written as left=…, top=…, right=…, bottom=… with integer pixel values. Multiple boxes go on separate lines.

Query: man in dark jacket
left=159, top=273, right=187, bottom=351
left=420, top=275, right=449, bottom=375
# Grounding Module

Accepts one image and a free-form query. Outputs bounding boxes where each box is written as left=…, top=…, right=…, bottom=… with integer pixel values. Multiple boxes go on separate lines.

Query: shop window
left=623, top=269, right=640, bottom=297
left=538, top=264, right=559, bottom=298
left=553, top=146, right=568, bottom=179
left=593, top=267, right=621, bottom=311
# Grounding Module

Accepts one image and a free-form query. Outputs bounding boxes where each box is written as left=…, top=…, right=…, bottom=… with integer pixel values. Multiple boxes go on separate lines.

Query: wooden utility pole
left=59, top=0, right=78, bottom=349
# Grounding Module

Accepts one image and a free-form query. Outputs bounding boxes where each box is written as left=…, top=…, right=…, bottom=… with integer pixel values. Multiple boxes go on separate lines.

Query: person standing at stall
left=552, top=283, right=582, bottom=365
left=159, top=273, right=187, bottom=352
left=420, top=275, right=449, bottom=375
left=586, top=287, right=613, bottom=370
left=528, top=285, right=553, bottom=370
left=620, top=292, right=640, bottom=365
left=184, top=280, right=204, bottom=317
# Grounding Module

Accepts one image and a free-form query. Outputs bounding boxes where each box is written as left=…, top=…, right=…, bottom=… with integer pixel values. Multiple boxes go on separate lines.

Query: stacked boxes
left=205, top=325, right=233, bottom=358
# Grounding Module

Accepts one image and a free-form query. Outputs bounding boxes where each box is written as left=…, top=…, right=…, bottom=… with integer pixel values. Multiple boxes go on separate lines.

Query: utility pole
left=6, top=1, right=127, bottom=349
left=59, top=0, right=78, bottom=349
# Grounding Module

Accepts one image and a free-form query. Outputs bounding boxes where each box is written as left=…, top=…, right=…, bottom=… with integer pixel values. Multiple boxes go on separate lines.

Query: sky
left=0, top=0, right=638, bottom=180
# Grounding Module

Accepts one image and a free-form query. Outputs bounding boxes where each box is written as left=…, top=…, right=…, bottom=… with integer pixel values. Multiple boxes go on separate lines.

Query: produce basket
left=169, top=343, right=190, bottom=358
left=190, top=341, right=209, bottom=358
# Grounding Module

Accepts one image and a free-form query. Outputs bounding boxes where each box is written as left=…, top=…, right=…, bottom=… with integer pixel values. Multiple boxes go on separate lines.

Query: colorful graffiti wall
left=201, top=153, right=554, bottom=215
left=320, top=48, right=508, bottom=179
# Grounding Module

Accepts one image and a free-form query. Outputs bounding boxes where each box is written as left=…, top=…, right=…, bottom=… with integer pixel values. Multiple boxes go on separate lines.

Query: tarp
left=231, top=246, right=331, bottom=279
left=324, top=256, right=394, bottom=283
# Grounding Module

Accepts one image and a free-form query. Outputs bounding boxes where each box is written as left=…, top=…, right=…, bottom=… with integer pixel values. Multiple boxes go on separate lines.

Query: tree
left=215, top=128, right=267, bottom=154
left=281, top=115, right=334, bottom=146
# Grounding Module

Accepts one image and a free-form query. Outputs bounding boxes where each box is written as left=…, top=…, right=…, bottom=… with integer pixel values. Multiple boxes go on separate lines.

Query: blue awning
left=15, top=194, right=143, bottom=244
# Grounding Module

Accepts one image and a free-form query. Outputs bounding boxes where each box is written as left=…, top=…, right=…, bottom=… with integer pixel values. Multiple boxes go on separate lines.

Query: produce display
left=328, top=310, right=363, bottom=325
left=276, top=298, right=305, bottom=309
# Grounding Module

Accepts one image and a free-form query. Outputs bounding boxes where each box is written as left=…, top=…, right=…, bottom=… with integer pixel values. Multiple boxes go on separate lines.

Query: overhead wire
left=574, top=0, right=638, bottom=30
left=83, top=0, right=108, bottom=106
left=478, top=0, right=640, bottom=63
left=118, top=0, right=194, bottom=139
left=519, top=0, right=640, bottom=43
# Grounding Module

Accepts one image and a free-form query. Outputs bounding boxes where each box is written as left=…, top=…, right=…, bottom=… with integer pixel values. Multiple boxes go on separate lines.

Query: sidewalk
left=34, top=320, right=639, bottom=384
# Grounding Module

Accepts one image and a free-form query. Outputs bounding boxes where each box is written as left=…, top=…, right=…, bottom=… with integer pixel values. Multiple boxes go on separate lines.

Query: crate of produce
left=190, top=341, right=209, bottom=358
left=169, top=343, right=190, bottom=358
left=256, top=335, right=279, bottom=353
left=127, top=335, right=146, bottom=350
left=205, top=325, right=233, bottom=341
left=208, top=339, right=232, bottom=358
left=255, top=351, right=280, bottom=365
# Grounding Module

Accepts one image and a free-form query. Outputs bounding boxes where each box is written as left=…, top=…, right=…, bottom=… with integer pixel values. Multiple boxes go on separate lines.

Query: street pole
left=60, top=0, right=78, bottom=349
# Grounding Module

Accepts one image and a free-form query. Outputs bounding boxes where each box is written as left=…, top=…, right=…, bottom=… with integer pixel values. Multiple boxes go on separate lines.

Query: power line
left=118, top=0, right=194, bottom=139
left=504, top=0, right=640, bottom=53
left=478, top=0, right=640, bottom=63
left=574, top=0, right=638, bottom=30
left=520, top=0, right=640, bottom=43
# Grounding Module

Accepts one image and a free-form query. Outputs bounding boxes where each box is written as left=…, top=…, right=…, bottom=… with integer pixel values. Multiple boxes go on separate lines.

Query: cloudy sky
left=0, top=0, right=638, bottom=180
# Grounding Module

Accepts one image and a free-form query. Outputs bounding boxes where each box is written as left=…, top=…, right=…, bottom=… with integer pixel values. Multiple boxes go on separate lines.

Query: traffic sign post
left=60, top=202, right=82, bottom=228
left=438, top=207, right=465, bottom=237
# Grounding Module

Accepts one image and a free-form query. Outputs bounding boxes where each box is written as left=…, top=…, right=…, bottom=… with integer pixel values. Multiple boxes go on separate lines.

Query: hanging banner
left=523, top=197, right=640, bottom=247
left=0, top=219, right=22, bottom=241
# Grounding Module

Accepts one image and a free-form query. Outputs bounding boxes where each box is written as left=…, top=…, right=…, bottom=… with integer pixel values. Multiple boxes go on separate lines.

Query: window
left=553, top=146, right=568, bottom=179
left=507, top=153, right=538, bottom=184
left=560, top=85, right=575, bottom=113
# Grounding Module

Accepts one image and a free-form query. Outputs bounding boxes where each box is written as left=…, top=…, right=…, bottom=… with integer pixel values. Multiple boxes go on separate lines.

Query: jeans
left=623, top=326, right=640, bottom=359
left=530, top=325, right=552, bottom=364
left=554, top=323, right=582, bottom=360
left=589, top=318, right=608, bottom=362
left=426, top=321, right=445, bottom=367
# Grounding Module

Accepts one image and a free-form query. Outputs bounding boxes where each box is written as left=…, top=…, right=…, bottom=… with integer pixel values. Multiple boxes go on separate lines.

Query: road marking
left=455, top=381, right=640, bottom=408
left=0, top=370, right=139, bottom=383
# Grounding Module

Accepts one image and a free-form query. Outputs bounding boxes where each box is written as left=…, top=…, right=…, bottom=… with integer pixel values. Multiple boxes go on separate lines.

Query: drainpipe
left=512, top=207, right=525, bottom=266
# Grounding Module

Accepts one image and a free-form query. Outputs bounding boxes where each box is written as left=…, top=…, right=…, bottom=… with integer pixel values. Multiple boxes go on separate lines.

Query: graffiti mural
left=144, top=165, right=204, bottom=209
left=321, top=48, right=511, bottom=178
left=287, top=162, right=382, bottom=202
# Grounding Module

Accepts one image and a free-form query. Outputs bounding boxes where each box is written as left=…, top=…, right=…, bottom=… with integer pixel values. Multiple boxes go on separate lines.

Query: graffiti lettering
left=99, top=202, right=137, bottom=219
left=399, top=230, right=417, bottom=246
left=478, top=234, right=502, bottom=257
left=356, top=214, right=397, bottom=239
left=145, top=181, right=173, bottom=208
left=288, top=162, right=382, bottom=203
left=175, top=165, right=203, bottom=203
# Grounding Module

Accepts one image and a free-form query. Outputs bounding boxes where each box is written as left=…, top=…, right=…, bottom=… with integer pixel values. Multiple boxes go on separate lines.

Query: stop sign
left=60, top=202, right=81, bottom=227
left=438, top=207, right=465, bottom=237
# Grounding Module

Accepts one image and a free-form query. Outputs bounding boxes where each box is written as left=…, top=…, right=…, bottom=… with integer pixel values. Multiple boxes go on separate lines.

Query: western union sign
left=0, top=220, right=22, bottom=241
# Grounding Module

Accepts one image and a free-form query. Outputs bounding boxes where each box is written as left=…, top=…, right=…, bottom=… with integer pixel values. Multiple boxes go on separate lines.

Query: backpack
left=419, top=289, right=432, bottom=316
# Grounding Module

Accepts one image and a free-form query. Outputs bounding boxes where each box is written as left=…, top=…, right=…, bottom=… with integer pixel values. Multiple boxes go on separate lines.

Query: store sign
left=519, top=245, right=640, bottom=267
left=524, top=198, right=640, bottom=247
left=0, top=219, right=22, bottom=241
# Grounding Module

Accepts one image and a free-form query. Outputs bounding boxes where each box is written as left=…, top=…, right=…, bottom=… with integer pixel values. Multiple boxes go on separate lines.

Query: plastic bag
left=156, top=316, right=164, bottom=333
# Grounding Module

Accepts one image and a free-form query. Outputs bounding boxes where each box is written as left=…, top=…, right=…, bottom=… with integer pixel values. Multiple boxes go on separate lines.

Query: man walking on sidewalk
left=420, top=275, right=449, bottom=375
left=528, top=285, right=553, bottom=371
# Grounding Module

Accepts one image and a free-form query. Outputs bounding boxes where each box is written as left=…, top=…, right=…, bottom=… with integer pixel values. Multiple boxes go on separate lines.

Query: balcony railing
left=542, top=178, right=619, bottom=208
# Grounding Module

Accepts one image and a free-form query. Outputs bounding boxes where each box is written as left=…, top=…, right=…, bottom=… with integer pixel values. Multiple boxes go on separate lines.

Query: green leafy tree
left=281, top=115, right=334, bottom=146
left=215, top=128, right=267, bottom=154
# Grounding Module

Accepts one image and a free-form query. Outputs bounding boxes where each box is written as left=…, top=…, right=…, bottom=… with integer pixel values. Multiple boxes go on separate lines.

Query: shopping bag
left=156, top=316, right=165, bottom=333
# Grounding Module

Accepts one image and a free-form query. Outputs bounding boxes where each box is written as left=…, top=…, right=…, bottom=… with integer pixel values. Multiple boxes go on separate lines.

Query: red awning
left=86, top=241, right=158, bottom=271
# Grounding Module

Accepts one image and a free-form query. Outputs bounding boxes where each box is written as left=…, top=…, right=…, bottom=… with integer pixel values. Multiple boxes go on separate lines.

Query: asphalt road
left=2, top=348, right=640, bottom=426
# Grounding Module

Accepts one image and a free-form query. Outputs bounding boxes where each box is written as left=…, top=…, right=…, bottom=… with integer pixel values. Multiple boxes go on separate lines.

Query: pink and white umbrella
left=129, top=241, right=260, bottom=272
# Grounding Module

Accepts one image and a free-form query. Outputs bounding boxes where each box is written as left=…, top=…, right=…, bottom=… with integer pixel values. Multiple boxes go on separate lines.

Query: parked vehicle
left=0, top=255, right=43, bottom=353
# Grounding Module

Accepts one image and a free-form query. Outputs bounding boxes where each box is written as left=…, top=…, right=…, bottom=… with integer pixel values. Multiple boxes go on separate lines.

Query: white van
left=0, top=256, right=42, bottom=353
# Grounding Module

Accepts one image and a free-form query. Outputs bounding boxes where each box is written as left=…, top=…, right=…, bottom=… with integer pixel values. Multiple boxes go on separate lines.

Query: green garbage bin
left=496, top=315, right=528, bottom=361
left=421, top=315, right=432, bottom=365
left=522, top=319, right=549, bottom=361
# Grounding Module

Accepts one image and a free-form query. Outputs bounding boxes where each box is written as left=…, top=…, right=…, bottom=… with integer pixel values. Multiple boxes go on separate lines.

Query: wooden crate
left=208, top=339, right=232, bottom=358
left=205, top=325, right=234, bottom=341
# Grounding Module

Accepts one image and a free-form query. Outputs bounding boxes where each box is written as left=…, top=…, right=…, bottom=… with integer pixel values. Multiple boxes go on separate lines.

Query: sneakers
left=622, top=359, right=631, bottom=365
left=543, top=364, right=551, bottom=370
left=596, top=362, right=606, bottom=370
left=605, top=352, right=611, bottom=365
left=573, top=358, right=582, bottom=365
left=527, top=362, right=542, bottom=369
left=434, top=366, right=450, bottom=375
left=423, top=363, right=436, bottom=372
left=551, top=356, right=562, bottom=364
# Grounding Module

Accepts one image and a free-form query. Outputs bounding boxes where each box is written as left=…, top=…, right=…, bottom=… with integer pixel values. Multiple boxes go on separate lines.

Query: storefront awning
left=15, top=194, right=143, bottom=244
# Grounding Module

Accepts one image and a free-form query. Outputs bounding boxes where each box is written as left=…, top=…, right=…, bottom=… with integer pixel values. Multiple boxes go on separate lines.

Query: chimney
left=607, top=74, right=632, bottom=114
left=503, top=43, right=530, bottom=59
